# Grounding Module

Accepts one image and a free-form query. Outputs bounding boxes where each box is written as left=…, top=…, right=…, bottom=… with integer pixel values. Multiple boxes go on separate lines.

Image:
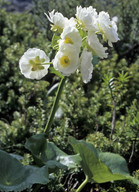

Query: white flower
left=59, top=26, right=82, bottom=52
left=96, top=11, right=119, bottom=47
left=76, top=6, right=98, bottom=31
left=87, top=31, right=108, bottom=59
left=112, top=16, right=118, bottom=23
left=19, top=48, right=50, bottom=80
left=45, top=10, right=76, bottom=32
left=53, top=49, right=79, bottom=76
left=80, top=49, right=93, bottom=83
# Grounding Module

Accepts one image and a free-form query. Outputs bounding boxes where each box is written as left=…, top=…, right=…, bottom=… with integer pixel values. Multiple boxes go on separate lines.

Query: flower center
left=64, top=37, right=73, bottom=44
left=29, top=56, right=45, bottom=71
left=60, top=56, right=70, bottom=67
left=51, top=25, right=63, bottom=33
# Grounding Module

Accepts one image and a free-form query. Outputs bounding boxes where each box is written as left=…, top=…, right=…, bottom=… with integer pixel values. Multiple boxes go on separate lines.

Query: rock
left=5, top=0, right=32, bottom=12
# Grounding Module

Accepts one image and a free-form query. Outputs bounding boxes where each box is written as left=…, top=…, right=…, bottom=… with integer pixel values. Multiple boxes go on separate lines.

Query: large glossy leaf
left=69, top=136, right=139, bottom=185
left=25, top=134, right=81, bottom=170
left=24, top=133, right=47, bottom=166
left=0, top=150, right=49, bottom=192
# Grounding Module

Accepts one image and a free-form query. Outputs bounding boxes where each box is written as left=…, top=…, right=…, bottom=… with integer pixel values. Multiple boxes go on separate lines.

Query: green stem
left=42, top=62, right=53, bottom=65
left=75, top=175, right=89, bottom=192
left=44, top=77, right=66, bottom=135
left=37, top=62, right=53, bottom=65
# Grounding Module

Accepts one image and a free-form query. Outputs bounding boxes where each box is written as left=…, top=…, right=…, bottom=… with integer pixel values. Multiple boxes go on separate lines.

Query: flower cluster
left=19, top=6, right=119, bottom=83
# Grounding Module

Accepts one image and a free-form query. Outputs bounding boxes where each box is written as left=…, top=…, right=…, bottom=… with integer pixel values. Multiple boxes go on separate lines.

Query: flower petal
left=97, top=11, right=119, bottom=46
left=87, top=32, right=108, bottom=59
left=76, top=6, right=98, bottom=31
left=80, top=49, right=93, bottom=83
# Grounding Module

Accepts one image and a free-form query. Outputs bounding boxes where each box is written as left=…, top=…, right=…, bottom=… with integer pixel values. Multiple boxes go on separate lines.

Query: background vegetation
left=0, top=0, right=139, bottom=191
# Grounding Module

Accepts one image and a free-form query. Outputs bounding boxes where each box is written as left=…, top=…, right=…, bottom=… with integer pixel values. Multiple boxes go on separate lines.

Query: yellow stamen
left=99, top=27, right=103, bottom=34
left=102, top=34, right=107, bottom=42
left=34, top=56, right=40, bottom=64
left=40, top=58, right=45, bottom=63
left=29, top=60, right=35, bottom=65
left=60, top=56, right=70, bottom=67
left=29, top=56, right=45, bottom=71
left=97, top=23, right=103, bottom=34
left=64, top=37, right=73, bottom=44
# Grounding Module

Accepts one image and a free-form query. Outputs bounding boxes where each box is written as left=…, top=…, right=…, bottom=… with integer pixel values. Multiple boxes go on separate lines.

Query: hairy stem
left=75, top=175, right=89, bottom=192
left=44, top=77, right=66, bottom=135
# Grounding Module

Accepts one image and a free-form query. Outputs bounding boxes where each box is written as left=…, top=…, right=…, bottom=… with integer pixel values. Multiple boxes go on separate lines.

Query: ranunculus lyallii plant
left=0, top=6, right=138, bottom=192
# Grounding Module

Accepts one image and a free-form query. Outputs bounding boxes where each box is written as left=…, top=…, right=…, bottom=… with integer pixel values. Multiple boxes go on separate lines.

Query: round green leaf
left=25, top=134, right=81, bottom=170
left=25, top=134, right=47, bottom=157
left=0, top=150, right=49, bottom=192
left=69, top=136, right=139, bottom=185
